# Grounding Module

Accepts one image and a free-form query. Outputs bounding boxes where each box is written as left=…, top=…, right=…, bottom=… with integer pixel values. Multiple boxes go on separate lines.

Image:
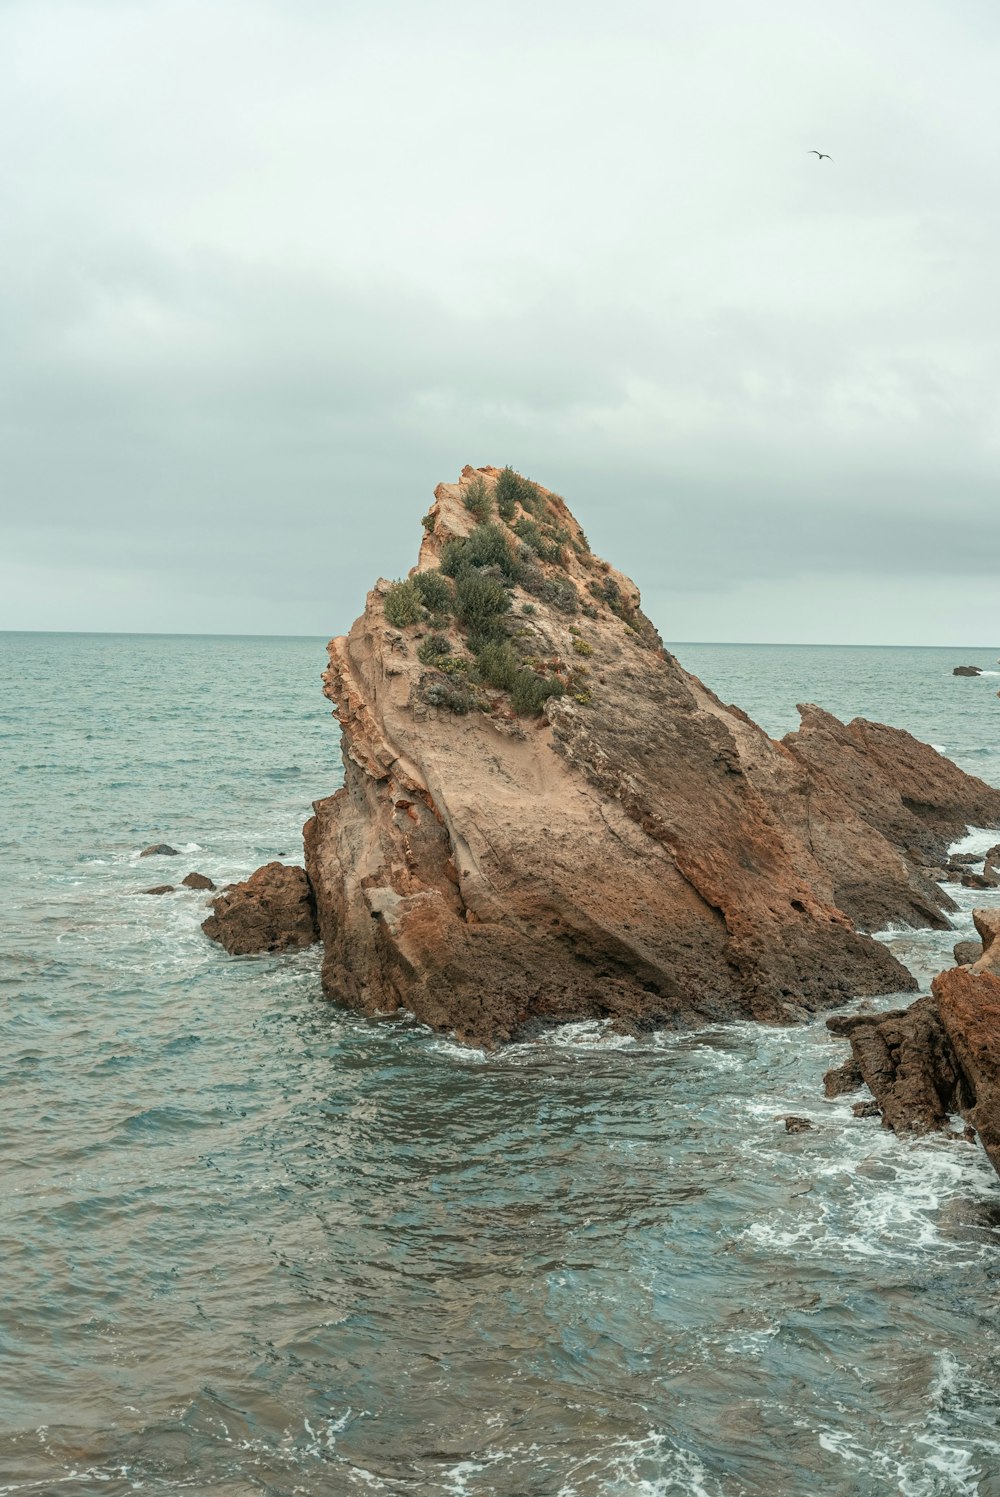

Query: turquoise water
left=3, top=633, right=1000, bottom=1496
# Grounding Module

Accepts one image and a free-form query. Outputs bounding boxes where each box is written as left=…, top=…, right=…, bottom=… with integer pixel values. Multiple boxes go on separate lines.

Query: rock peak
left=297, top=468, right=1000, bottom=1047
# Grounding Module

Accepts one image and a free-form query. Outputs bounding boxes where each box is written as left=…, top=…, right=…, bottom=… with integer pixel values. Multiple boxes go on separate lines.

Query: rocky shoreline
left=201, top=466, right=1000, bottom=1176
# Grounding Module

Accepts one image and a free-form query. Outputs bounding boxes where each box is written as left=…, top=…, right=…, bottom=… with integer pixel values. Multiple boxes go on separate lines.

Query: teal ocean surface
left=3, top=632, right=1000, bottom=1496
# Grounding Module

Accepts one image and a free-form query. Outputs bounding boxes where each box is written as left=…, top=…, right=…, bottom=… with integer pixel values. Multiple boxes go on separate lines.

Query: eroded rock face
left=826, top=999, right=972, bottom=1136
left=202, top=862, right=318, bottom=956
left=932, top=967, right=1000, bottom=1175
left=971, top=909, right=1000, bottom=975
left=303, top=467, right=1000, bottom=1047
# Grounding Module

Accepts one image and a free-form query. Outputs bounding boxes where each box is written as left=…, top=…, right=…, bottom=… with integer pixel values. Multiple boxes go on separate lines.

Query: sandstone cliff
left=299, top=466, right=1000, bottom=1047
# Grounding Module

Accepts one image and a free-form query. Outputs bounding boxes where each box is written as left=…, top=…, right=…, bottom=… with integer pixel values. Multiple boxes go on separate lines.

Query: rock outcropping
left=202, top=862, right=319, bottom=956
left=298, top=466, right=1000, bottom=1046
left=823, top=963, right=1000, bottom=1179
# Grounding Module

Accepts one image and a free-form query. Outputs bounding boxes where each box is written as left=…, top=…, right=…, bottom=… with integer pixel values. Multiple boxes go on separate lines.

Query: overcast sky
left=2, top=0, right=998, bottom=644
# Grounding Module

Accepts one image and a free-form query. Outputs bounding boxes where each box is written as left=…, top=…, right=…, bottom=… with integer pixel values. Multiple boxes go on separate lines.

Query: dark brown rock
left=932, top=967, right=1000, bottom=1177
left=954, top=939, right=984, bottom=967
left=140, top=843, right=179, bottom=858
left=182, top=871, right=216, bottom=891
left=143, top=885, right=175, bottom=895
left=202, top=862, right=319, bottom=956
left=961, top=871, right=1000, bottom=890
left=838, top=997, right=973, bottom=1136
left=971, top=908, right=1000, bottom=975
left=953, top=665, right=982, bottom=676
left=949, top=853, right=982, bottom=867
left=823, top=1058, right=864, bottom=1096
left=781, top=1115, right=813, bottom=1133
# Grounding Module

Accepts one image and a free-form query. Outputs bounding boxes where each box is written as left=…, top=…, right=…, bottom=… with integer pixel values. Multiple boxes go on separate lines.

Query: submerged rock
left=143, top=884, right=175, bottom=895
left=301, top=466, right=1000, bottom=1048
left=202, top=862, right=318, bottom=956
left=953, top=665, right=983, bottom=676
left=140, top=843, right=179, bottom=858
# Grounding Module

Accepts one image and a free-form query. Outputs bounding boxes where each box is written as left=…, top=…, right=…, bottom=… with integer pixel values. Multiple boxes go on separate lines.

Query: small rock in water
left=961, top=871, right=1000, bottom=890
left=852, top=1100, right=881, bottom=1119
left=779, top=1115, right=813, bottom=1133
left=143, top=885, right=175, bottom=895
left=182, top=871, right=216, bottom=891
left=952, top=665, right=983, bottom=676
left=954, top=939, right=984, bottom=967
left=140, top=843, right=179, bottom=858
left=948, top=853, right=982, bottom=867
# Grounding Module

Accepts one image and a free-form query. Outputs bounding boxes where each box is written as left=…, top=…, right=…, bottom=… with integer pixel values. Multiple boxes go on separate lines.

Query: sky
left=2, top=0, right=999, bottom=645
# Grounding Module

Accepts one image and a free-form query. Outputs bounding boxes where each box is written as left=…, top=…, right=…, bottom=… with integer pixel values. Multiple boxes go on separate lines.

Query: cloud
left=1, top=0, right=999, bottom=641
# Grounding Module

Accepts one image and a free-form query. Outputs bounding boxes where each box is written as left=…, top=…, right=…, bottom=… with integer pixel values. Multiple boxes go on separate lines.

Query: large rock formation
left=301, top=466, right=1000, bottom=1046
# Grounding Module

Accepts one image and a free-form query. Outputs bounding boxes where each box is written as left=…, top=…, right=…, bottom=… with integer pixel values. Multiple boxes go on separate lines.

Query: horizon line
left=1, top=628, right=998, bottom=651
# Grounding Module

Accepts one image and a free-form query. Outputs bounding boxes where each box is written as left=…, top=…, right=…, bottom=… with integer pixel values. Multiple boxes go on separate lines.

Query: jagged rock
left=823, top=1058, right=864, bottom=1097
left=202, top=862, right=318, bottom=956
left=182, top=871, right=216, bottom=891
left=830, top=998, right=973, bottom=1136
left=782, top=706, right=1000, bottom=888
left=971, top=908, right=1000, bottom=975
left=954, top=939, right=984, bottom=967
left=953, top=666, right=982, bottom=676
left=985, top=844, right=1000, bottom=876
left=140, top=843, right=179, bottom=858
left=932, top=967, right=1000, bottom=1176
left=781, top=1116, right=813, bottom=1133
left=962, top=871, right=1000, bottom=890
left=852, top=1100, right=881, bottom=1118
left=143, top=884, right=175, bottom=895
left=301, top=467, right=1000, bottom=1048
left=949, top=853, right=982, bottom=867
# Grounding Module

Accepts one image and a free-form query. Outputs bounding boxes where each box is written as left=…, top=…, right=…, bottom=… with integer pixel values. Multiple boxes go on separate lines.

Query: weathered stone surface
left=954, top=939, right=984, bottom=967
left=182, top=871, right=216, bottom=891
left=829, top=998, right=973, bottom=1136
left=202, top=862, right=318, bottom=956
left=962, top=871, right=1000, bottom=890
left=953, top=665, right=983, bottom=676
left=143, top=884, right=175, bottom=895
left=298, top=467, right=1000, bottom=1048
left=781, top=1116, right=813, bottom=1133
left=783, top=706, right=1000, bottom=887
left=823, top=1058, right=864, bottom=1097
left=932, top=967, right=1000, bottom=1177
left=140, top=843, right=179, bottom=858
left=971, top=908, right=1000, bottom=975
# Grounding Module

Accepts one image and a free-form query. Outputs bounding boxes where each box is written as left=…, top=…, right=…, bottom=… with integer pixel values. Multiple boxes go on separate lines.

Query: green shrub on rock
left=417, top=633, right=452, bottom=665
left=454, top=570, right=512, bottom=640
left=412, top=569, right=454, bottom=615
left=475, top=640, right=521, bottom=692
left=463, top=477, right=493, bottom=522
left=384, top=579, right=423, bottom=627
left=511, top=669, right=564, bottom=716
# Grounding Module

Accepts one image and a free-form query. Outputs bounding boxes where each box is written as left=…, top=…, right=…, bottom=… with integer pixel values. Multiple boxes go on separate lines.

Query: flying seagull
left=809, top=150, right=833, bottom=160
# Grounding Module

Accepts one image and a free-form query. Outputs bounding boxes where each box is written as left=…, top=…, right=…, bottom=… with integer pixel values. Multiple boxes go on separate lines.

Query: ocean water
left=3, top=632, right=1000, bottom=1497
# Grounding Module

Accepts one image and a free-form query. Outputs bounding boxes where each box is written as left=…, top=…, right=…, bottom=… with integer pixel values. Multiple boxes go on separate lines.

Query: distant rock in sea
left=953, top=665, right=983, bottom=676
left=140, top=842, right=179, bottom=857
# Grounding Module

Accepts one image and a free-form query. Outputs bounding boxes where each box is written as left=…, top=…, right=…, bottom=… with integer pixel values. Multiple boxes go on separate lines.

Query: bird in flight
left=809, top=150, right=833, bottom=161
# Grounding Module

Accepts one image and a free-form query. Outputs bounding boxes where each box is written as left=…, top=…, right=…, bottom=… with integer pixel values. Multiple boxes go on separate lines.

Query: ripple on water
left=3, top=635, right=1000, bottom=1495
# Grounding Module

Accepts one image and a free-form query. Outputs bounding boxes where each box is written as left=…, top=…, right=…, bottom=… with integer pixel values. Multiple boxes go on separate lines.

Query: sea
left=3, top=633, right=1000, bottom=1497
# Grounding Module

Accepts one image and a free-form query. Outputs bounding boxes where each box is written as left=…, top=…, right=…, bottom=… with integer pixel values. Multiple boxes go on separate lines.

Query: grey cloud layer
left=2, top=0, right=999, bottom=641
